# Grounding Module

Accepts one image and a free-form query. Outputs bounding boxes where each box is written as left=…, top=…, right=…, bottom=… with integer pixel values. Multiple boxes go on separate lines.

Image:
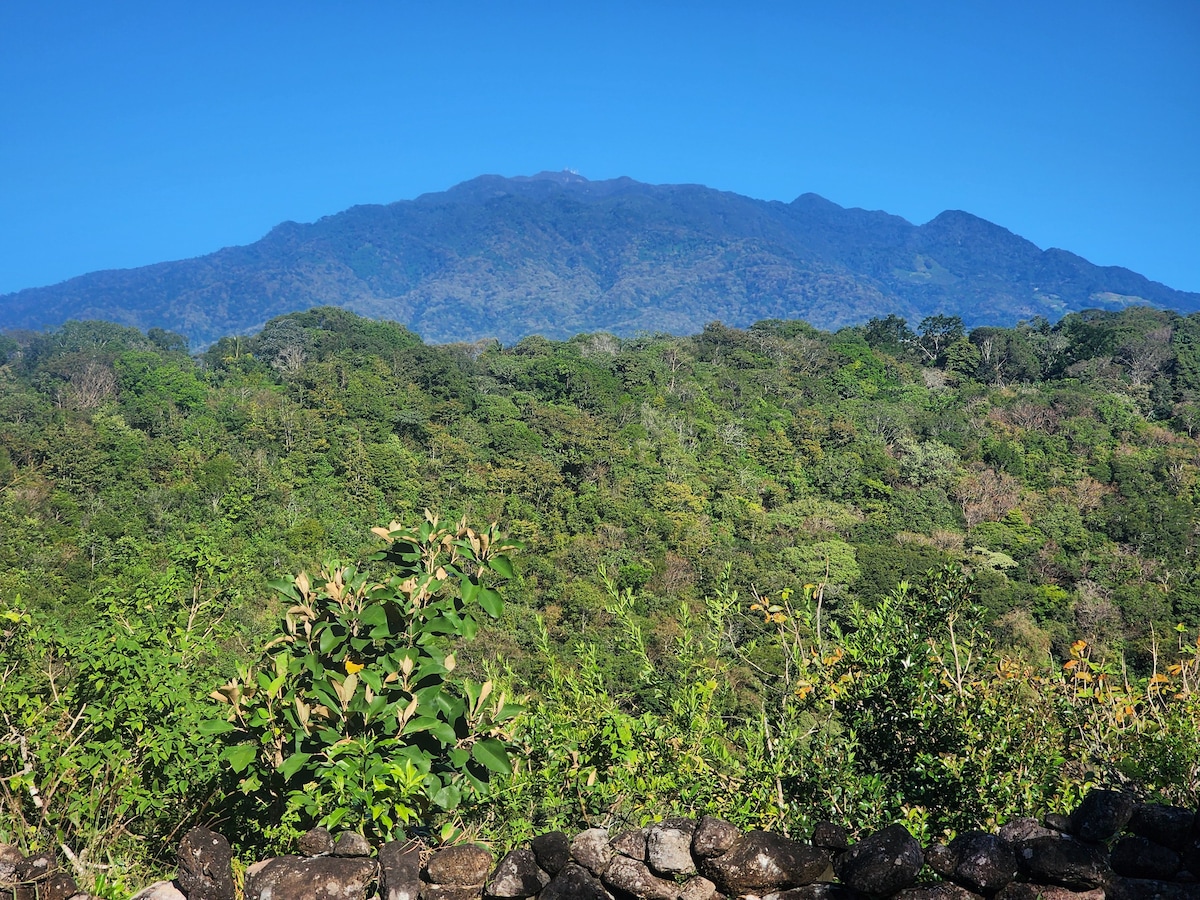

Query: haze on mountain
left=3, top=171, right=1197, bottom=349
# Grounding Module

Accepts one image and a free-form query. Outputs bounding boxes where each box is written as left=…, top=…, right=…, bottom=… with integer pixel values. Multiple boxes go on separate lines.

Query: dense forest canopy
left=2, top=306, right=1199, bottom=888
left=4, top=305, right=1200, bottom=652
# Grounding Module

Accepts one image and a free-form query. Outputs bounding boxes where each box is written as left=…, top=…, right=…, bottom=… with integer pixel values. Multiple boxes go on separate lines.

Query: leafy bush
left=485, top=564, right=1200, bottom=846
left=0, top=570, right=231, bottom=883
left=206, top=513, right=522, bottom=844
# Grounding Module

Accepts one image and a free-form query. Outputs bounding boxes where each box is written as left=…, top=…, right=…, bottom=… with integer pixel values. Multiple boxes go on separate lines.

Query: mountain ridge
left=2, top=172, right=1196, bottom=347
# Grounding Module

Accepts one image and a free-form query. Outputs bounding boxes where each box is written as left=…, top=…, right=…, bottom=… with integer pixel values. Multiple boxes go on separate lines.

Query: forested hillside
left=2, top=307, right=1199, bottom=891
left=5, top=306, right=1200, bottom=649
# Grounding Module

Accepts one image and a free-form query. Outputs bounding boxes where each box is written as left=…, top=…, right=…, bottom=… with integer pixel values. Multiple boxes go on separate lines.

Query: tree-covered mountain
left=3, top=171, right=1197, bottom=347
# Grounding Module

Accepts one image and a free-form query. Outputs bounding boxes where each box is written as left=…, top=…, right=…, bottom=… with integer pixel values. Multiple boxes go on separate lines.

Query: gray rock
left=177, top=826, right=235, bottom=900
left=1111, top=835, right=1182, bottom=880
left=426, top=845, right=493, bottom=886
left=0, top=843, right=23, bottom=884
left=333, top=832, right=373, bottom=858
left=45, top=873, right=80, bottom=900
left=999, top=818, right=1060, bottom=846
left=833, top=825, right=924, bottom=897
left=678, top=874, right=718, bottom=900
left=601, top=856, right=679, bottom=900
left=1015, top=836, right=1110, bottom=891
left=540, top=862, right=614, bottom=900
left=571, top=828, right=613, bottom=876
left=300, top=826, right=336, bottom=856
left=1043, top=813, right=1073, bottom=833
left=11, top=851, right=56, bottom=900
left=995, top=884, right=1104, bottom=900
left=765, top=885, right=866, bottom=900
left=531, top=832, right=572, bottom=875
left=486, top=850, right=549, bottom=898
left=243, top=856, right=379, bottom=900
left=378, top=840, right=421, bottom=900
left=1129, top=804, right=1197, bottom=853
left=700, top=830, right=830, bottom=895
left=420, top=885, right=486, bottom=900
left=14, top=851, right=55, bottom=883
left=1069, top=789, right=1135, bottom=843
left=691, top=816, right=740, bottom=859
left=894, top=885, right=982, bottom=900
left=130, top=882, right=188, bottom=900
left=811, top=822, right=850, bottom=852
left=1107, top=876, right=1200, bottom=899
left=925, top=843, right=958, bottom=879
left=647, top=818, right=697, bottom=877
left=1182, top=836, right=1200, bottom=880
left=610, top=828, right=648, bottom=861
left=947, top=830, right=1017, bottom=894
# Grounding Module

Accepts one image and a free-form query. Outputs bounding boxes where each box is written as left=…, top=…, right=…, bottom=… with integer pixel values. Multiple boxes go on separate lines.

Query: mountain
left=3, top=171, right=1198, bottom=347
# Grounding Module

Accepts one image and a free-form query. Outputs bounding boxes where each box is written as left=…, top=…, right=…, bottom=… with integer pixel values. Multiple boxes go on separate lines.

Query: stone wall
left=3, top=790, right=1199, bottom=899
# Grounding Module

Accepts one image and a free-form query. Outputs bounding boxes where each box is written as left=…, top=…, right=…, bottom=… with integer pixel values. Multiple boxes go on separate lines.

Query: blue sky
left=2, top=0, right=1198, bottom=296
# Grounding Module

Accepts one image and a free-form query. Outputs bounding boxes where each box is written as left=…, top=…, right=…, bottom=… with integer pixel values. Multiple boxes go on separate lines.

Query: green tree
left=206, top=514, right=522, bottom=843
left=917, top=315, right=965, bottom=365
left=863, top=314, right=916, bottom=358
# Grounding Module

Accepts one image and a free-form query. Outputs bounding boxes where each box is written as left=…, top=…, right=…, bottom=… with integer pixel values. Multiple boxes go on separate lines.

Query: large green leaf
left=401, top=715, right=442, bottom=736
left=460, top=575, right=479, bottom=604
left=477, top=587, right=503, bottom=617
left=489, top=555, right=515, bottom=579
left=364, top=694, right=390, bottom=722
left=359, top=669, right=383, bottom=693
left=313, top=681, right=342, bottom=717
left=471, top=738, right=512, bottom=775
left=418, top=614, right=461, bottom=636
left=268, top=578, right=301, bottom=602
left=432, top=782, right=463, bottom=811
left=224, top=743, right=257, bottom=774
left=427, top=719, right=458, bottom=745
left=359, top=605, right=388, bottom=627
left=493, top=700, right=526, bottom=722
left=318, top=624, right=342, bottom=655
left=324, top=807, right=350, bottom=829
left=278, top=751, right=311, bottom=779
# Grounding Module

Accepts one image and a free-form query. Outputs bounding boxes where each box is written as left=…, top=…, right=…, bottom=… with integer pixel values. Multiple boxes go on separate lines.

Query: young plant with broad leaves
left=204, top=513, right=523, bottom=842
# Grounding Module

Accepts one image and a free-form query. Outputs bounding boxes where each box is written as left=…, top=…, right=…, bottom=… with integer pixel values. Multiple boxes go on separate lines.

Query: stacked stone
left=11, top=789, right=1200, bottom=900
left=466, top=815, right=831, bottom=900
left=918, top=790, right=1200, bottom=899
left=0, top=845, right=81, bottom=900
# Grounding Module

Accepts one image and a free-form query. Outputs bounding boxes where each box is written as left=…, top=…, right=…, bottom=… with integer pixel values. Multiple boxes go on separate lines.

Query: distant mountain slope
left=3, top=171, right=1197, bottom=347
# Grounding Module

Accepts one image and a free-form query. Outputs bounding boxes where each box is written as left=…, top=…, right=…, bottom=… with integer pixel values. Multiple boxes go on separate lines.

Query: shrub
left=206, top=513, right=522, bottom=844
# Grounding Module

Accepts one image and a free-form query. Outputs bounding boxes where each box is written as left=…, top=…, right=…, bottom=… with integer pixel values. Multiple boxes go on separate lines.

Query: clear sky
left=2, top=0, right=1198, bottom=297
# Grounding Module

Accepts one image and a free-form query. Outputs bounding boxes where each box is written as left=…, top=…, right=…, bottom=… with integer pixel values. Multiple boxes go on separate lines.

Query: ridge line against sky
left=1, top=0, right=1198, bottom=297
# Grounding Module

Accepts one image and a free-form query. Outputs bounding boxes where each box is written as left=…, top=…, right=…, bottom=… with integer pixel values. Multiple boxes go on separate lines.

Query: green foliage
left=486, top=563, right=1200, bottom=846
left=483, top=574, right=767, bottom=840
left=0, top=571, right=232, bottom=883
left=816, top=568, right=1066, bottom=835
left=5, top=309, right=1200, bottom=873
left=918, top=315, right=965, bottom=365
left=863, top=314, right=917, bottom=358
left=207, top=514, right=522, bottom=843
